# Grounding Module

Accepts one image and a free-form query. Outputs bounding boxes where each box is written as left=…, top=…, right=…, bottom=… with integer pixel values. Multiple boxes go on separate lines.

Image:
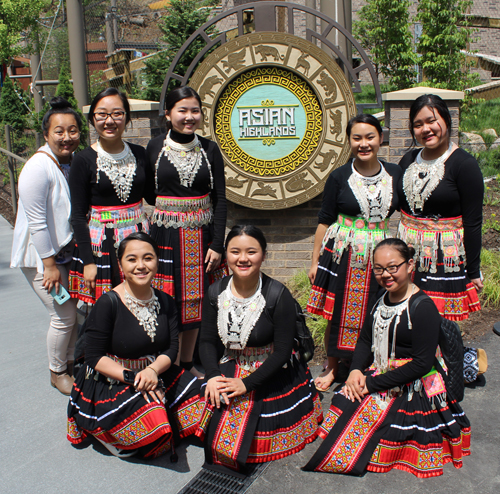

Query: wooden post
left=5, top=125, right=18, bottom=217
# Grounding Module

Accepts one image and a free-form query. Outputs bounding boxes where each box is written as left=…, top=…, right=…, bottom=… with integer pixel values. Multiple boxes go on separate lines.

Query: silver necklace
left=372, top=286, right=415, bottom=373
left=403, top=143, right=453, bottom=214
left=124, top=288, right=160, bottom=342
left=217, top=277, right=266, bottom=350
left=348, top=161, right=393, bottom=222
left=96, top=140, right=137, bottom=203
left=154, top=131, right=213, bottom=189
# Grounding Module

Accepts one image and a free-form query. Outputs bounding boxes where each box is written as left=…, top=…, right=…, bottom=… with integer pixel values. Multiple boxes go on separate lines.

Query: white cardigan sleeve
left=18, top=159, right=57, bottom=259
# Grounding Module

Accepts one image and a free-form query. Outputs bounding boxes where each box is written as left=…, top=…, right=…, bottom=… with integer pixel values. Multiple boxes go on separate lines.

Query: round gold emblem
left=189, top=32, right=356, bottom=209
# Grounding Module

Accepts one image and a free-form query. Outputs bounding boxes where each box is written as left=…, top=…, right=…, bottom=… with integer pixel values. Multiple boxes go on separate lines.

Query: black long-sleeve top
left=199, top=275, right=296, bottom=392
left=318, top=159, right=402, bottom=225
left=146, top=131, right=227, bottom=254
left=69, top=143, right=155, bottom=265
left=350, top=291, right=441, bottom=393
left=84, top=289, right=179, bottom=369
left=398, top=148, right=483, bottom=279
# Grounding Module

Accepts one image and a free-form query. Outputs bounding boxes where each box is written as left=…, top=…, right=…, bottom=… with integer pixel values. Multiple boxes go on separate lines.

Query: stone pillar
left=382, top=87, right=464, bottom=164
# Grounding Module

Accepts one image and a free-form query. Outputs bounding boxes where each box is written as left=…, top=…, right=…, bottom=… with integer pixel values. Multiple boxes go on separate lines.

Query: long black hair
left=225, top=224, right=267, bottom=253
left=164, top=86, right=203, bottom=132
left=88, top=87, right=131, bottom=127
left=373, top=238, right=415, bottom=263
left=346, top=113, right=383, bottom=138
left=117, top=232, right=160, bottom=261
left=41, top=97, right=82, bottom=136
left=409, top=94, right=452, bottom=146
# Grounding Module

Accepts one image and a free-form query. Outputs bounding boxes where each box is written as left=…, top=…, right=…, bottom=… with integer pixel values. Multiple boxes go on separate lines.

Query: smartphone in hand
left=50, top=285, right=71, bottom=305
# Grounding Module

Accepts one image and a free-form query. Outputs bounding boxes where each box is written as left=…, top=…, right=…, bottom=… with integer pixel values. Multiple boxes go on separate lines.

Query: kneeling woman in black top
left=67, top=232, right=202, bottom=458
left=196, top=225, right=323, bottom=473
left=304, top=238, right=470, bottom=478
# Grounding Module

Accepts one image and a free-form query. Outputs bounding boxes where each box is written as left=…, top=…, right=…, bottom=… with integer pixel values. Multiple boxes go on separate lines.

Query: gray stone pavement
left=2, top=214, right=500, bottom=493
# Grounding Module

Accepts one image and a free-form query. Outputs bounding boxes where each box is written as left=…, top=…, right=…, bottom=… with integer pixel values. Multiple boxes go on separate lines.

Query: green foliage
left=460, top=97, right=500, bottom=135
left=0, top=0, right=45, bottom=64
left=475, top=147, right=500, bottom=178
left=480, top=250, right=500, bottom=308
left=141, top=0, right=219, bottom=101
left=417, top=0, right=479, bottom=91
left=89, top=70, right=107, bottom=101
left=0, top=76, right=27, bottom=133
left=353, top=0, right=416, bottom=90
left=286, top=270, right=328, bottom=346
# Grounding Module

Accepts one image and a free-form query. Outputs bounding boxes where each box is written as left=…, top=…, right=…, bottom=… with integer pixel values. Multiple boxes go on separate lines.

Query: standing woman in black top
left=398, top=94, right=483, bottom=321
left=146, top=86, right=227, bottom=378
left=68, top=88, right=154, bottom=304
left=307, top=114, right=401, bottom=391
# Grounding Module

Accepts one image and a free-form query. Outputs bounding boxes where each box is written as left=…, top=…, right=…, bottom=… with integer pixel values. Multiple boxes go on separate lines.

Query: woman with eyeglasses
left=68, top=88, right=154, bottom=305
left=11, top=97, right=82, bottom=395
left=304, top=238, right=471, bottom=477
left=307, top=114, right=401, bottom=391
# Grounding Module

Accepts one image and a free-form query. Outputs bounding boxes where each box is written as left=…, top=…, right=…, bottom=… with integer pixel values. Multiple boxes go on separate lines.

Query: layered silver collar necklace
left=217, top=276, right=266, bottom=350
left=124, top=287, right=160, bottom=342
left=96, top=140, right=137, bottom=203
left=403, top=143, right=453, bottom=214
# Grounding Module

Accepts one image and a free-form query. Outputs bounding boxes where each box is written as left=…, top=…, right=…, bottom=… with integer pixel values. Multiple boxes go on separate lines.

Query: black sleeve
left=207, top=140, right=227, bottom=254
left=131, top=143, right=156, bottom=207
left=241, top=287, right=296, bottom=392
left=84, top=294, right=116, bottom=369
left=199, top=282, right=225, bottom=381
left=365, top=297, right=441, bottom=393
left=69, top=149, right=94, bottom=265
left=456, top=152, right=483, bottom=279
left=318, top=170, right=340, bottom=225
left=158, top=291, right=179, bottom=363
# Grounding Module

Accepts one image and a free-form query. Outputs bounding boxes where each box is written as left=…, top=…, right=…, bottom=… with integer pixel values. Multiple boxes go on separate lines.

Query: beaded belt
left=221, top=344, right=274, bottom=372
left=89, top=201, right=149, bottom=253
left=398, top=211, right=465, bottom=273
left=152, top=194, right=213, bottom=229
left=107, top=353, right=156, bottom=371
left=321, top=213, right=390, bottom=268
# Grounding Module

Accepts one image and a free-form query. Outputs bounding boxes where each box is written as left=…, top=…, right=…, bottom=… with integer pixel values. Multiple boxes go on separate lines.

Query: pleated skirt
left=195, top=352, right=323, bottom=473
left=67, top=364, right=202, bottom=458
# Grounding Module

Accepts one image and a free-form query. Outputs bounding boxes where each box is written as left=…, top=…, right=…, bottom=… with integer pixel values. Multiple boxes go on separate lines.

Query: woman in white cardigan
left=11, top=97, right=82, bottom=395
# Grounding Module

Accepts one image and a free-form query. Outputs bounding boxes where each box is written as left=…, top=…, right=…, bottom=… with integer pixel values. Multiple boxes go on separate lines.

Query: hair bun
left=408, top=245, right=416, bottom=259
left=49, top=96, right=72, bottom=110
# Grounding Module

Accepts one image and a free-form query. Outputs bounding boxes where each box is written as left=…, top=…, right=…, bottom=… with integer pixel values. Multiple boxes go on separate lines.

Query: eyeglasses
left=94, top=111, right=126, bottom=122
left=373, top=261, right=407, bottom=276
left=51, top=129, right=81, bottom=140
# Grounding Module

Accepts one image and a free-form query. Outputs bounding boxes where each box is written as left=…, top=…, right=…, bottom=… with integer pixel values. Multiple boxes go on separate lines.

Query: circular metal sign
left=189, top=32, right=356, bottom=210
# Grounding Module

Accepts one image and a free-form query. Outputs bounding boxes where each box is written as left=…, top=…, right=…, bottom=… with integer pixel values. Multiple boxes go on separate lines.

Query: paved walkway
left=1, top=215, right=499, bottom=493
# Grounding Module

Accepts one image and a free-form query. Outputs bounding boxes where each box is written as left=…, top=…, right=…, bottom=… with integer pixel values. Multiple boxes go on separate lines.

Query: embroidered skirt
left=304, top=359, right=471, bottom=478
left=307, top=214, right=390, bottom=358
left=150, top=194, right=227, bottom=332
left=398, top=212, right=480, bottom=321
left=67, top=355, right=202, bottom=458
left=195, top=346, right=323, bottom=473
left=69, top=201, right=149, bottom=304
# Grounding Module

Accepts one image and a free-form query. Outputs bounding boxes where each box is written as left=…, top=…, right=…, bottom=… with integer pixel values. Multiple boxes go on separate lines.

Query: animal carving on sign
left=222, top=48, right=246, bottom=73
left=199, top=75, right=223, bottom=99
left=295, top=51, right=310, bottom=76
left=226, top=176, right=248, bottom=188
left=329, top=110, right=343, bottom=142
left=251, top=181, right=277, bottom=198
left=285, top=172, right=313, bottom=192
left=317, top=71, right=337, bottom=104
left=315, top=149, right=338, bottom=172
left=254, top=45, right=284, bottom=62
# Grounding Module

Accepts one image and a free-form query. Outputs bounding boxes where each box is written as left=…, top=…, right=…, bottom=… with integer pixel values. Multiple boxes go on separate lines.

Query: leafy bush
left=480, top=250, right=500, bottom=308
